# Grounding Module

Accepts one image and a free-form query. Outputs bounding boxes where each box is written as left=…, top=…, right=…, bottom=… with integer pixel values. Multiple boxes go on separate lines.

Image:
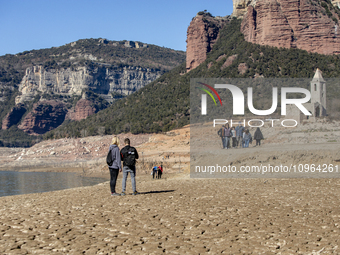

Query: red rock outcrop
left=2, top=104, right=26, bottom=130
left=18, top=100, right=67, bottom=135
left=65, top=99, right=97, bottom=121
left=186, top=13, right=229, bottom=72
left=241, top=0, right=340, bottom=55
left=221, top=54, right=238, bottom=70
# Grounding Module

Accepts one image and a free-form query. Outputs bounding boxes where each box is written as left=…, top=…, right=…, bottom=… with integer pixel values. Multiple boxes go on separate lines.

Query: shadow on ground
left=139, top=190, right=175, bottom=195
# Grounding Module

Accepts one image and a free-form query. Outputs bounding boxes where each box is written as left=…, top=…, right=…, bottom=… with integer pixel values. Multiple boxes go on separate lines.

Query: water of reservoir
left=0, top=171, right=107, bottom=197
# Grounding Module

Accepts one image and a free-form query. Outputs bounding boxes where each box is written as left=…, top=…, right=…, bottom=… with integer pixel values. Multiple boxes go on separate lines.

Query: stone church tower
left=310, top=68, right=326, bottom=117
left=286, top=68, right=327, bottom=123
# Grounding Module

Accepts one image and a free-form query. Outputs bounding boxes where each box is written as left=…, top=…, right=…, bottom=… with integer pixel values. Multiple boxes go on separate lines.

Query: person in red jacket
left=158, top=165, right=163, bottom=179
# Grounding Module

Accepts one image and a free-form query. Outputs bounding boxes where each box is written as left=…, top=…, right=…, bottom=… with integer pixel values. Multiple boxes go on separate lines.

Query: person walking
left=217, top=125, right=226, bottom=149
left=231, top=126, right=237, bottom=148
left=158, top=165, right=163, bottom=179
left=120, top=138, right=139, bottom=195
left=254, top=127, right=264, bottom=146
left=108, top=136, right=122, bottom=196
left=243, top=129, right=252, bottom=148
left=152, top=166, right=158, bottom=179
left=224, top=124, right=232, bottom=149
left=235, top=122, right=244, bottom=148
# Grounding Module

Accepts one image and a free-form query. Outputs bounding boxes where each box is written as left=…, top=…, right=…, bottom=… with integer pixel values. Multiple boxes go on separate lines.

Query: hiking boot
left=111, top=193, right=120, bottom=196
left=120, top=192, right=126, bottom=196
left=133, top=191, right=140, bottom=196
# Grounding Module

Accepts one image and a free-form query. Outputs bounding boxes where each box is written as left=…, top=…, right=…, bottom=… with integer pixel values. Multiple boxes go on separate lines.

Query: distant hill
left=0, top=39, right=185, bottom=147
left=44, top=18, right=340, bottom=140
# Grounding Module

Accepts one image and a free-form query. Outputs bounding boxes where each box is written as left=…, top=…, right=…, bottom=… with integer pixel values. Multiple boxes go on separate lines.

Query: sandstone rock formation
left=221, top=54, right=238, bottom=70
left=186, top=13, right=229, bottom=72
left=124, top=41, right=148, bottom=48
left=1, top=104, right=26, bottom=130
left=233, top=0, right=340, bottom=18
left=240, top=0, right=340, bottom=55
left=16, top=65, right=163, bottom=104
left=232, top=0, right=257, bottom=18
left=65, top=99, right=96, bottom=121
left=18, top=100, right=67, bottom=135
left=332, top=0, right=340, bottom=8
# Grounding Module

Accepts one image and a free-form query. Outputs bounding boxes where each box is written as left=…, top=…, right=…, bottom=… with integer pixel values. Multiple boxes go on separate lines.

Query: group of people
left=218, top=123, right=264, bottom=149
left=107, top=136, right=139, bottom=196
left=152, top=165, right=163, bottom=179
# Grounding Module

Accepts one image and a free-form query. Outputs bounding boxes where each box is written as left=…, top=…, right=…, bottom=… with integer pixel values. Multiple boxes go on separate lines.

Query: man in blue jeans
left=120, top=138, right=139, bottom=195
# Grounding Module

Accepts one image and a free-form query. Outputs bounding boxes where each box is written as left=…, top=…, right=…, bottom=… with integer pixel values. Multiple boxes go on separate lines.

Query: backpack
left=106, top=148, right=114, bottom=166
left=124, top=147, right=136, bottom=166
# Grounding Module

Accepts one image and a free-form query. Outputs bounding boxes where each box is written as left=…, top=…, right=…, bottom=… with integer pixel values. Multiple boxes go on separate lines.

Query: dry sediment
left=0, top=126, right=191, bottom=177
left=1, top=122, right=340, bottom=253
left=0, top=174, right=339, bottom=254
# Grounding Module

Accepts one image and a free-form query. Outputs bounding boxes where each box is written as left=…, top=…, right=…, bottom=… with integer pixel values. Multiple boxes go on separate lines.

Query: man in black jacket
left=120, top=138, right=139, bottom=195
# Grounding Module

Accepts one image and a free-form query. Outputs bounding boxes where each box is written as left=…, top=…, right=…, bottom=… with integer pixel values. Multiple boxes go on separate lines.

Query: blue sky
left=0, top=0, right=233, bottom=56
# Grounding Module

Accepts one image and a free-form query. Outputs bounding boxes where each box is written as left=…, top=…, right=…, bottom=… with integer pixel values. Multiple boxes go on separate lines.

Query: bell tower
left=310, top=68, right=326, bottom=116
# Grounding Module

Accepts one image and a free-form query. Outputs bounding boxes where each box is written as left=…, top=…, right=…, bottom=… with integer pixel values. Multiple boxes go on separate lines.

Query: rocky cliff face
left=3, top=98, right=101, bottom=134
left=0, top=38, right=185, bottom=144
left=18, top=100, right=67, bottom=135
left=240, top=0, right=340, bottom=55
left=333, top=0, right=340, bottom=8
left=10, top=64, right=162, bottom=135
left=186, top=13, right=229, bottom=72
left=16, top=65, right=163, bottom=104
left=232, top=0, right=257, bottom=18
left=2, top=104, right=26, bottom=130
left=65, top=99, right=96, bottom=121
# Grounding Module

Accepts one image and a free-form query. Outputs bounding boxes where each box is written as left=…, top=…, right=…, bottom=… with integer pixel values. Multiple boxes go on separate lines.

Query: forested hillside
left=0, top=39, right=185, bottom=146
left=44, top=18, right=340, bottom=139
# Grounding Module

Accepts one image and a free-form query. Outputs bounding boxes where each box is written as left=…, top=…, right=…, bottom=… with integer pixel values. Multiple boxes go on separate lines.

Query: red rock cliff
left=2, top=105, right=26, bottom=130
left=18, top=100, right=67, bottom=135
left=241, top=0, right=340, bottom=55
left=65, top=99, right=97, bottom=121
left=186, top=13, right=229, bottom=72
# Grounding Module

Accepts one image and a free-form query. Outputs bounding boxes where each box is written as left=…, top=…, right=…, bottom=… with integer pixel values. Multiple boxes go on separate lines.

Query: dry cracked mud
left=0, top=174, right=339, bottom=254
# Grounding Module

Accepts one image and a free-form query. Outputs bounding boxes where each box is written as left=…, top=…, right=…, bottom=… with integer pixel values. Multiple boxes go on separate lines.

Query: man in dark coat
left=120, top=138, right=139, bottom=195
